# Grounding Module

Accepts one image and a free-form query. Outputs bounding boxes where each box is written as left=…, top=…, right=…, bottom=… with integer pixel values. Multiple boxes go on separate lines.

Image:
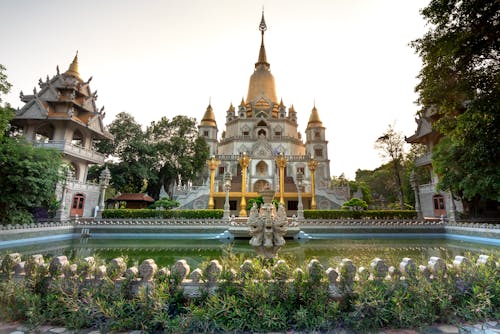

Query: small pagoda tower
left=13, top=53, right=113, bottom=219
left=198, top=102, right=218, bottom=156
left=305, top=104, right=331, bottom=184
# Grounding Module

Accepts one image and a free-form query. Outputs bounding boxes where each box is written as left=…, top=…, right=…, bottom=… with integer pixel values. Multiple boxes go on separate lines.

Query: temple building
left=12, top=53, right=112, bottom=220
left=406, top=107, right=463, bottom=219
left=174, top=13, right=346, bottom=215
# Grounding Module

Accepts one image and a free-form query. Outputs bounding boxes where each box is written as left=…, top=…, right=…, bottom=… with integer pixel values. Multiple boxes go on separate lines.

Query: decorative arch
left=72, top=129, right=84, bottom=147
left=35, top=123, right=55, bottom=142
left=257, top=120, right=267, bottom=127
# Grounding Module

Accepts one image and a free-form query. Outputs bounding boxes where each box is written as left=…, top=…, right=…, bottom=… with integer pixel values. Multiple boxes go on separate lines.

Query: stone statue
left=247, top=190, right=288, bottom=258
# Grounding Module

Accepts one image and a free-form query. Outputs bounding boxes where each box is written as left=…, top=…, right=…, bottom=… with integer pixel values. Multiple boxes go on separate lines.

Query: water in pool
left=2, top=234, right=498, bottom=269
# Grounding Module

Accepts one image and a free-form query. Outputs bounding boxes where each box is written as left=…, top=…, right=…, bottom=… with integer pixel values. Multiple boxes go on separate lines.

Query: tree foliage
left=411, top=0, right=500, bottom=211
left=96, top=112, right=209, bottom=199
left=374, top=125, right=406, bottom=209
left=0, top=64, right=14, bottom=139
left=146, top=115, right=209, bottom=199
left=0, top=138, right=62, bottom=224
left=341, top=198, right=368, bottom=211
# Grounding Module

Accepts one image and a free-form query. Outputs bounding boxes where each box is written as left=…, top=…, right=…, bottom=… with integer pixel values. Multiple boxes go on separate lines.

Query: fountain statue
left=248, top=189, right=288, bottom=258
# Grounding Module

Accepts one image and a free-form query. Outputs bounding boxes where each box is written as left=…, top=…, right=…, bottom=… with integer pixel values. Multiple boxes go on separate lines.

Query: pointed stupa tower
left=305, top=103, right=330, bottom=181
left=198, top=101, right=218, bottom=156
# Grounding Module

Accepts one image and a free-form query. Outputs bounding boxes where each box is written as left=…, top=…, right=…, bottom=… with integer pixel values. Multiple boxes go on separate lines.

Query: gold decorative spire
left=246, top=10, right=278, bottom=104
left=307, top=104, right=323, bottom=128
left=201, top=103, right=217, bottom=127
left=257, top=10, right=269, bottom=66
left=65, top=51, right=81, bottom=79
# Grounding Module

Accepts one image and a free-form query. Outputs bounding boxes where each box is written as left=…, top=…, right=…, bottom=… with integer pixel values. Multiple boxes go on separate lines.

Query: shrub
left=341, top=198, right=368, bottom=211
left=148, top=198, right=180, bottom=210
left=0, top=254, right=498, bottom=332
left=102, top=209, right=223, bottom=219
left=304, top=210, right=417, bottom=220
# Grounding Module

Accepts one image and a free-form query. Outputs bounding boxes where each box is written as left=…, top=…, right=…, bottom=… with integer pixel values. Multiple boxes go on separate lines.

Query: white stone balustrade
left=3, top=253, right=496, bottom=300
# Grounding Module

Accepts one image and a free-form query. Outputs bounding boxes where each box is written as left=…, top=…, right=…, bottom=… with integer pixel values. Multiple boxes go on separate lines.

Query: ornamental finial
left=259, top=8, right=267, bottom=33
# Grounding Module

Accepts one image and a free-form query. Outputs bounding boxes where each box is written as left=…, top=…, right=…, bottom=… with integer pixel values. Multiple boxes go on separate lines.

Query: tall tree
left=375, top=125, right=406, bottom=209
left=96, top=112, right=156, bottom=193
left=0, top=65, right=14, bottom=139
left=146, top=115, right=209, bottom=199
left=0, top=66, right=61, bottom=224
left=0, top=138, right=62, bottom=224
left=411, top=0, right=500, bottom=215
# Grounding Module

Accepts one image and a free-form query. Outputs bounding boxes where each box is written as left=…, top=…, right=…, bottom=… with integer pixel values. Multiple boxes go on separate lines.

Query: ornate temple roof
left=14, top=53, right=112, bottom=140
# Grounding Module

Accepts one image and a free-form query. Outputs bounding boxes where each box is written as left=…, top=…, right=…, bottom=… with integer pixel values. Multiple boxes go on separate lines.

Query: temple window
left=218, top=166, right=225, bottom=175
left=275, top=131, right=281, bottom=137
left=297, top=167, right=305, bottom=174
left=203, top=130, right=209, bottom=137
left=314, top=131, right=321, bottom=139
left=257, top=129, right=267, bottom=138
left=314, top=148, right=323, bottom=158
left=243, top=131, right=250, bottom=137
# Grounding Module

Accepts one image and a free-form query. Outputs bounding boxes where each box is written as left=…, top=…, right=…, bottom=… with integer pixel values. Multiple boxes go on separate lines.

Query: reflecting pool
left=1, top=233, right=498, bottom=269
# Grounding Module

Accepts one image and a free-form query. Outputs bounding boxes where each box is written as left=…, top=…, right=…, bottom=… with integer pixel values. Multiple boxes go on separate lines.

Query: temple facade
left=406, top=108, right=463, bottom=219
left=174, top=13, right=346, bottom=215
left=12, top=54, right=112, bottom=220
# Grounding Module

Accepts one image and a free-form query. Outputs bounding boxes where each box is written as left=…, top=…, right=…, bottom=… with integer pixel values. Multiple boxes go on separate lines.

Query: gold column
left=207, top=156, right=220, bottom=209
left=275, top=153, right=287, bottom=205
left=308, top=158, right=319, bottom=210
left=239, top=152, right=250, bottom=217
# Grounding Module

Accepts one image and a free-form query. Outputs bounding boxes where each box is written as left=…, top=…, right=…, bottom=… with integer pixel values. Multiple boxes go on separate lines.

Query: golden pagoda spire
left=65, top=51, right=81, bottom=79
left=201, top=102, right=217, bottom=127
left=307, top=104, right=323, bottom=128
left=257, top=9, right=269, bottom=66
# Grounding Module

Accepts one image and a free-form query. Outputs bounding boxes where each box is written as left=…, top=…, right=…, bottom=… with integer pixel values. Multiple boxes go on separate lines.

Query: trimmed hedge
left=304, top=210, right=417, bottom=220
left=102, top=209, right=224, bottom=219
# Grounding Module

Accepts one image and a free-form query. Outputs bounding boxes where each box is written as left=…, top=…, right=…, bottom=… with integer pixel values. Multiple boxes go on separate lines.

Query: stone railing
left=0, top=220, right=76, bottom=232
left=34, top=140, right=105, bottom=164
left=1, top=218, right=498, bottom=232
left=300, top=219, right=443, bottom=227
left=77, top=218, right=228, bottom=226
left=1, top=253, right=496, bottom=299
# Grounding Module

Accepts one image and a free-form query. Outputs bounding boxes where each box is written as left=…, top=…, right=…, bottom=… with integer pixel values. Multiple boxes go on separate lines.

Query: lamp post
left=239, top=152, right=250, bottom=217
left=207, top=156, right=220, bottom=209
left=223, top=171, right=232, bottom=219
left=296, top=171, right=304, bottom=220
left=308, top=158, right=319, bottom=210
left=97, top=167, right=111, bottom=218
left=275, top=152, right=287, bottom=205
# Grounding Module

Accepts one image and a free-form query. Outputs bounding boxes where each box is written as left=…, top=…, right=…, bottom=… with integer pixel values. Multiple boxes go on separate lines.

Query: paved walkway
left=1, top=321, right=499, bottom=334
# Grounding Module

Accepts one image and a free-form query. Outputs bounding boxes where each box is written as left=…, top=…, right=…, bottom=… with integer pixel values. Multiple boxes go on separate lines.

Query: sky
left=1, top=0, right=430, bottom=179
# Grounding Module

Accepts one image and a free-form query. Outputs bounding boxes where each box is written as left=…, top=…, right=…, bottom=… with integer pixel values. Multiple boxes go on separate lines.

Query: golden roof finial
left=201, top=102, right=217, bottom=127
left=65, top=51, right=81, bottom=79
left=307, top=104, right=323, bottom=128
left=257, top=9, right=269, bottom=66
